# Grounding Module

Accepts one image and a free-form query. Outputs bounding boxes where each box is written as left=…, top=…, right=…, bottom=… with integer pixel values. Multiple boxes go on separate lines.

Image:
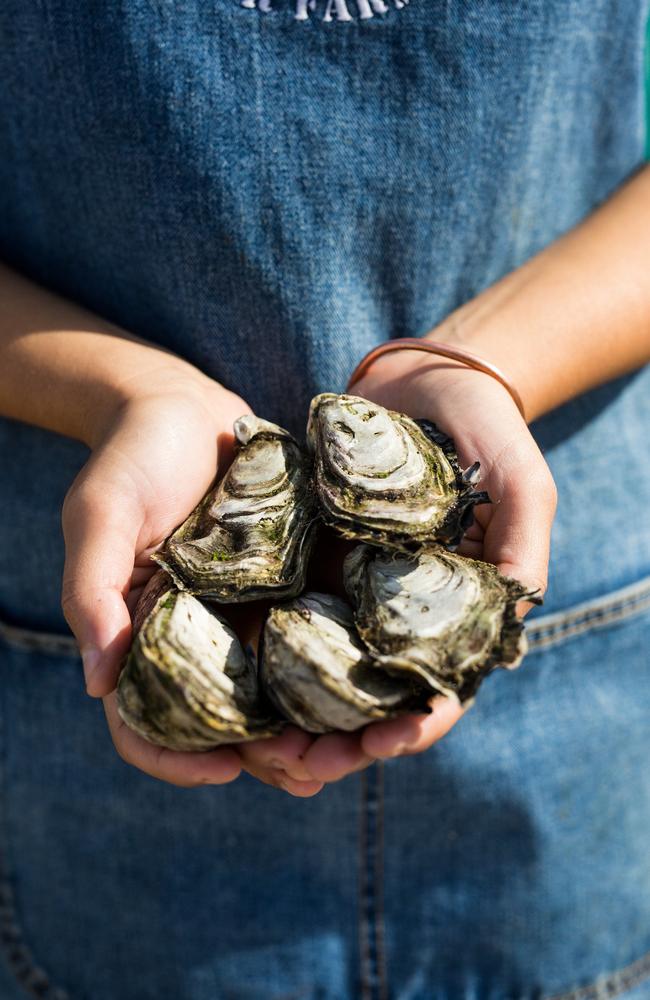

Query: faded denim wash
left=0, top=2, right=650, bottom=997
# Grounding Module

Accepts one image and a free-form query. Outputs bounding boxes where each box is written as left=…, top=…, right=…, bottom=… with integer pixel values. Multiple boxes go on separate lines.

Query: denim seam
left=359, top=766, right=387, bottom=1000
left=526, top=575, right=650, bottom=653
left=374, top=763, right=388, bottom=1000
left=0, top=688, right=71, bottom=998
left=3, top=575, right=650, bottom=661
left=359, top=770, right=373, bottom=1000
left=543, top=947, right=650, bottom=1000
left=0, top=619, right=78, bottom=659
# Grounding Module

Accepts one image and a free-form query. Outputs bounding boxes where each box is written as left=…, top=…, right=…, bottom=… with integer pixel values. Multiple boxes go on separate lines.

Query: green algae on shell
left=344, top=545, right=536, bottom=704
left=307, top=393, right=489, bottom=550
left=117, top=571, right=283, bottom=750
left=153, top=414, right=317, bottom=601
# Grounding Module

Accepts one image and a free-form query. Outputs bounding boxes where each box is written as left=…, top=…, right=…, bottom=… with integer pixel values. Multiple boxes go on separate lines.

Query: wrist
left=350, top=333, right=528, bottom=424
left=348, top=337, right=526, bottom=420
left=427, top=305, right=542, bottom=421
left=0, top=262, right=233, bottom=448
left=83, top=346, right=225, bottom=450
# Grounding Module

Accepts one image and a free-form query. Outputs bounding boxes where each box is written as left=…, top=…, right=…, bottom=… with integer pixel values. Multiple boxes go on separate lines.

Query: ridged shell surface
left=307, top=393, right=488, bottom=548
left=117, top=572, right=282, bottom=750
left=153, top=415, right=317, bottom=601
left=261, top=592, right=430, bottom=732
left=344, top=545, right=531, bottom=703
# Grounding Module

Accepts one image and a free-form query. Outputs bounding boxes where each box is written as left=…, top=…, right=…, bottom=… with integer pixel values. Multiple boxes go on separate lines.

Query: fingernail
left=81, top=647, right=101, bottom=690
left=268, top=758, right=287, bottom=770
left=389, top=743, right=408, bottom=757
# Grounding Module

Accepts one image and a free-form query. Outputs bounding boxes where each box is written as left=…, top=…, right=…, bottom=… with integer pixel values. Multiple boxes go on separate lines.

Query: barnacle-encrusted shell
left=117, top=572, right=282, bottom=750
left=260, top=592, right=431, bottom=733
left=307, top=393, right=488, bottom=549
left=153, top=415, right=317, bottom=601
left=344, top=545, right=533, bottom=704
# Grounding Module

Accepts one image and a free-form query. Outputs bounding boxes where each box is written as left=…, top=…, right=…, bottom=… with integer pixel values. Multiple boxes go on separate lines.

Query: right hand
left=247, top=351, right=557, bottom=789
left=61, top=362, right=321, bottom=792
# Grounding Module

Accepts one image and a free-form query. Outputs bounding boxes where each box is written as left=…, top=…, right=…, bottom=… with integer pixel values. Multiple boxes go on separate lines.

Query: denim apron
left=1, top=2, right=650, bottom=998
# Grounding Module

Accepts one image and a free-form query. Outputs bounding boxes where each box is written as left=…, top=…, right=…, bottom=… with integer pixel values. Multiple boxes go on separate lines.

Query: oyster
left=154, top=415, right=317, bottom=601
left=344, top=545, right=534, bottom=704
left=117, top=571, right=282, bottom=750
left=307, top=393, right=488, bottom=549
left=260, top=592, right=431, bottom=733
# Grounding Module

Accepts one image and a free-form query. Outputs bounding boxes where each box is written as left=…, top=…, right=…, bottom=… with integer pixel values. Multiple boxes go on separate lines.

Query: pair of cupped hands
left=61, top=341, right=557, bottom=796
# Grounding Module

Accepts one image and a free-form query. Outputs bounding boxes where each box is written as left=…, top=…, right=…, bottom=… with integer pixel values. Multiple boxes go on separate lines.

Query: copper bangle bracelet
left=346, top=338, right=526, bottom=420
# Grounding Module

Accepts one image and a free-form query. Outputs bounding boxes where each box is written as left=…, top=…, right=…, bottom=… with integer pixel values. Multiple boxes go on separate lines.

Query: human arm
left=0, top=263, right=326, bottom=793
left=3, top=162, right=649, bottom=791
left=414, top=161, right=650, bottom=422
left=288, top=162, right=650, bottom=781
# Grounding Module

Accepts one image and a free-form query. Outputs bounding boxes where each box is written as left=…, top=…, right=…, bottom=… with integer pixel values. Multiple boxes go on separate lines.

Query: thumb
left=61, top=485, right=138, bottom=697
left=484, top=470, right=557, bottom=615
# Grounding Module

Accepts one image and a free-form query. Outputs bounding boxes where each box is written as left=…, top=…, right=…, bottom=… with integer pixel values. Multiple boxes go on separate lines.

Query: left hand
left=241, top=345, right=557, bottom=791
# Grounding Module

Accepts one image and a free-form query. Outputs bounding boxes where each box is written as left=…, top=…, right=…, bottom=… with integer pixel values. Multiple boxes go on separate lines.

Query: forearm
left=0, top=263, right=209, bottom=446
left=431, top=164, right=650, bottom=422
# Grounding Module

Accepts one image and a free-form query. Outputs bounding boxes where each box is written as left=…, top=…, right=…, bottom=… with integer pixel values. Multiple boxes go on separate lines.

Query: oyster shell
left=307, top=393, right=488, bottom=549
left=344, top=545, right=533, bottom=704
left=117, top=571, right=282, bottom=750
left=260, top=592, right=431, bottom=733
left=154, top=415, right=317, bottom=601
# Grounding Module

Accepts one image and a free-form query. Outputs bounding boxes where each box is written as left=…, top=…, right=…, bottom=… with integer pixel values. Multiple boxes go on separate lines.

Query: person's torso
left=1, top=0, right=649, bottom=632
left=1, top=7, right=650, bottom=1000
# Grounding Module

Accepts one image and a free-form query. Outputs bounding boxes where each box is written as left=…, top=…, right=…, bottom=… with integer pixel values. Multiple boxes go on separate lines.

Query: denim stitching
left=1, top=583, right=649, bottom=1000
left=3, top=575, right=650, bottom=662
left=359, top=769, right=373, bottom=1000
left=373, top=762, right=388, bottom=1000
left=359, top=766, right=386, bottom=1000
left=0, top=686, right=71, bottom=998
left=544, top=948, right=650, bottom=1000
left=526, top=575, right=650, bottom=653
left=366, top=766, right=380, bottom=1000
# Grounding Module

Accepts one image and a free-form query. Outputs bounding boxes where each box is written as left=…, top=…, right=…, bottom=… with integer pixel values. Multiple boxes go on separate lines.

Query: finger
left=104, top=693, right=241, bottom=787
left=361, top=698, right=465, bottom=758
left=483, top=471, right=557, bottom=615
left=240, top=761, right=324, bottom=798
left=455, top=537, right=483, bottom=560
left=302, top=732, right=374, bottom=782
left=238, top=726, right=316, bottom=782
left=462, top=518, right=484, bottom=543
left=125, top=586, right=145, bottom=617
left=130, top=564, right=158, bottom=588
left=61, top=486, right=138, bottom=697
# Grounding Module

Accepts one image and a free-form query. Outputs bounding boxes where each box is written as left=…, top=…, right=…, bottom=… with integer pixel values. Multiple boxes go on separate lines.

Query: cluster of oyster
left=117, top=394, right=534, bottom=751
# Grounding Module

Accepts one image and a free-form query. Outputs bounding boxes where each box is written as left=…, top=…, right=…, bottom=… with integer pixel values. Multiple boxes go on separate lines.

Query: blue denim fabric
left=1, top=586, right=650, bottom=1000
left=1, top=1, right=650, bottom=997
